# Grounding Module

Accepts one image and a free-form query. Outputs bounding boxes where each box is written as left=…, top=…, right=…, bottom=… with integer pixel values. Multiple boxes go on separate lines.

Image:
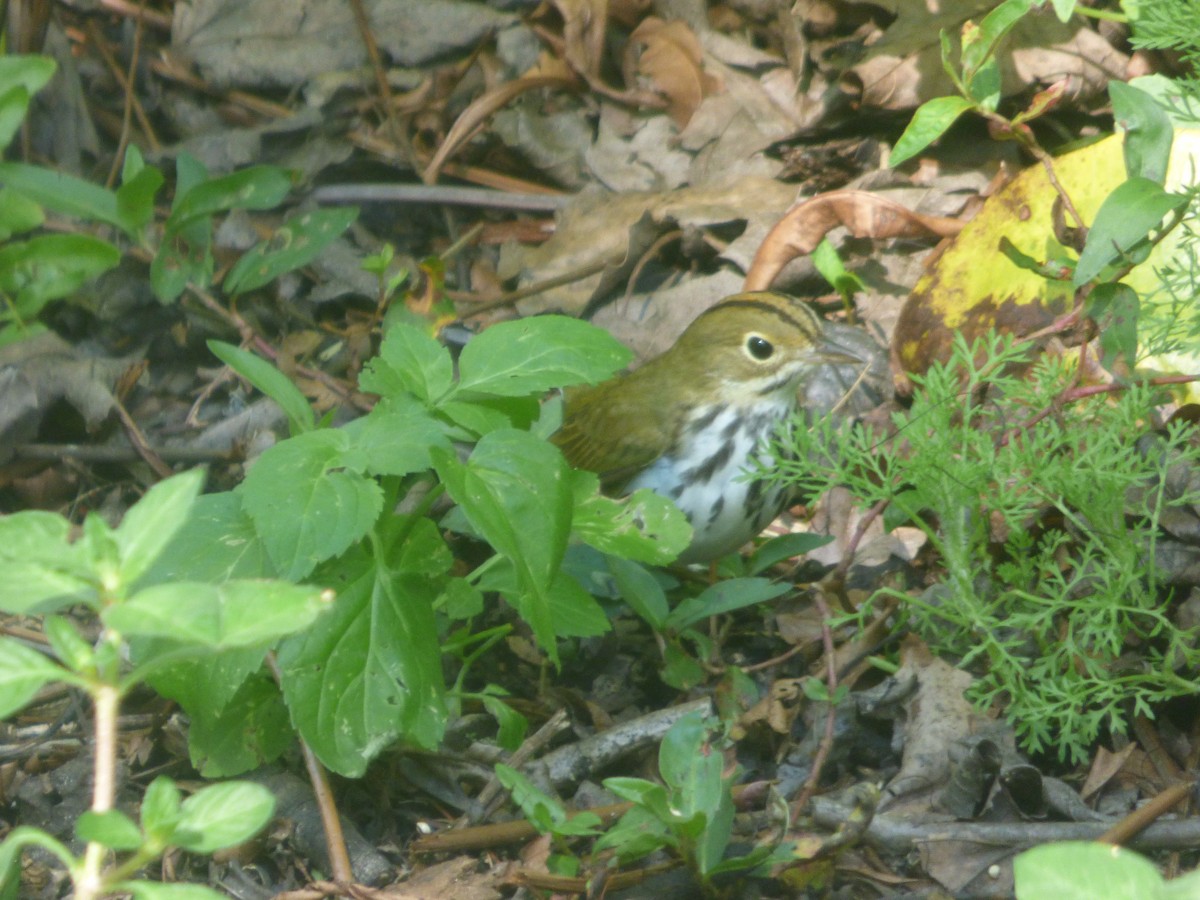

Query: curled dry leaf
left=626, top=16, right=721, bottom=129
left=422, top=69, right=577, bottom=184
left=743, top=189, right=963, bottom=291
left=550, top=0, right=608, bottom=81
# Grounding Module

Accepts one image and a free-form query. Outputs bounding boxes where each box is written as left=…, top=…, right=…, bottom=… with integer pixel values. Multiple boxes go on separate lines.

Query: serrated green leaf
left=453, top=316, right=631, bottom=398
left=276, top=546, right=446, bottom=774
left=239, top=430, right=383, bottom=580
left=433, top=430, right=573, bottom=660
left=342, top=396, right=450, bottom=476
left=0, top=512, right=94, bottom=613
left=359, top=323, right=454, bottom=404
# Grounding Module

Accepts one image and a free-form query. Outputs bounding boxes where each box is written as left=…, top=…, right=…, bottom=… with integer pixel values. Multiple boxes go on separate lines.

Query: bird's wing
left=553, top=381, right=671, bottom=491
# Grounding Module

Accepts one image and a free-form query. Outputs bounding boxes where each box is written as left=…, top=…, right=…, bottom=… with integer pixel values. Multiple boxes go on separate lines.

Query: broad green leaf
left=137, top=492, right=272, bottom=586
left=76, top=810, right=143, bottom=850
left=591, top=805, right=673, bottom=863
left=890, top=96, right=974, bottom=167
left=0, top=638, right=65, bottom=717
left=1073, top=177, right=1187, bottom=286
left=342, top=396, right=451, bottom=477
left=239, top=430, right=383, bottom=580
left=224, top=207, right=358, bottom=294
left=172, top=781, right=275, bottom=853
left=0, top=512, right=94, bottom=613
left=276, top=546, right=447, bottom=774
left=359, top=323, right=454, bottom=404
left=664, top=577, right=789, bottom=633
left=0, top=163, right=126, bottom=232
left=570, top=475, right=690, bottom=565
left=165, top=166, right=294, bottom=232
left=0, top=233, right=120, bottom=316
left=43, top=616, right=94, bottom=673
left=1013, top=841, right=1163, bottom=900
left=106, top=580, right=329, bottom=648
left=208, top=341, right=315, bottom=435
left=963, top=0, right=1031, bottom=78
left=433, top=430, right=573, bottom=659
left=1110, top=81, right=1173, bottom=184
left=184, top=672, right=293, bottom=777
left=115, top=469, right=206, bottom=588
left=454, top=316, right=631, bottom=398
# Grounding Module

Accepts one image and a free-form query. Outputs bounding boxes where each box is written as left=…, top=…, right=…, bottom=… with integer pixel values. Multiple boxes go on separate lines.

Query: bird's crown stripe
left=705, top=293, right=821, bottom=340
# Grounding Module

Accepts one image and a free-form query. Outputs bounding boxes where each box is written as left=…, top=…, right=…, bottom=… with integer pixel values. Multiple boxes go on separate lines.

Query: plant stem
left=76, top=682, right=120, bottom=900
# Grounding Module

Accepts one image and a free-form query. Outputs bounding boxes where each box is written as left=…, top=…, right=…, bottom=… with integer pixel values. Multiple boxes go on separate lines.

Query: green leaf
left=165, top=166, right=294, bottom=232
left=479, top=692, right=528, bottom=751
left=890, top=96, right=974, bottom=167
left=173, top=781, right=275, bottom=853
left=0, top=88, right=31, bottom=156
left=140, top=776, right=183, bottom=843
left=43, top=616, right=94, bottom=673
left=123, top=883, right=228, bottom=900
left=453, top=316, right=631, bottom=398
left=358, top=323, right=454, bottom=404
left=0, top=162, right=127, bottom=232
left=76, top=810, right=143, bottom=851
left=608, top=556, right=669, bottom=630
left=1013, top=841, right=1163, bottom=900
left=433, top=430, right=573, bottom=660
left=0, top=638, right=65, bottom=717
left=115, top=160, right=165, bottom=236
left=342, top=396, right=451, bottom=477
left=115, top=469, right=207, bottom=589
left=1110, top=81, right=1173, bottom=184
left=184, top=672, right=293, bottom=777
left=664, top=577, right=789, bottom=633
left=239, top=430, right=383, bottom=581
left=0, top=233, right=121, bottom=317
left=106, top=580, right=330, bottom=648
left=150, top=216, right=213, bottom=303
left=208, top=341, right=315, bottom=435
left=1074, top=177, right=1188, bottom=286
left=0, top=55, right=56, bottom=98
left=137, top=492, right=273, bottom=586
left=224, top=207, right=358, bottom=294
left=748, top=532, right=833, bottom=575
left=0, top=512, right=94, bottom=613
left=0, top=188, right=44, bottom=240
left=1089, top=282, right=1139, bottom=371
left=276, top=546, right=447, bottom=774
left=963, top=0, right=1031, bottom=78
left=570, top=476, right=690, bottom=565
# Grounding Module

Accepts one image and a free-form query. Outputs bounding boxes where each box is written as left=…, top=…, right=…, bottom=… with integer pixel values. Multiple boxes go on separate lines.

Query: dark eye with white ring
left=747, top=335, right=774, bottom=360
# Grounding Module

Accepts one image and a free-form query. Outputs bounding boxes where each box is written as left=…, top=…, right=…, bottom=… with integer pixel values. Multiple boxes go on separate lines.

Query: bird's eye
left=746, top=335, right=774, bottom=360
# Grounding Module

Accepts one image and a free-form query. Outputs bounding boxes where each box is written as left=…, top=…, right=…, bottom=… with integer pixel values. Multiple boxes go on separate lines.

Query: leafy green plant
left=494, top=764, right=603, bottom=876
left=1014, top=841, right=1200, bottom=900
left=0, top=470, right=321, bottom=899
left=775, top=331, right=1200, bottom=762
left=143, top=316, right=691, bottom=779
left=592, top=711, right=786, bottom=894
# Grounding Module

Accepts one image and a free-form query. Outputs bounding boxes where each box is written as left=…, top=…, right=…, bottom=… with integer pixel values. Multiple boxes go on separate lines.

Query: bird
left=553, top=291, right=846, bottom=563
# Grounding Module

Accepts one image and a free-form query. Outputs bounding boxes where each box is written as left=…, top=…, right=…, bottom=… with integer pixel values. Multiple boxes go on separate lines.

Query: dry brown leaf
left=744, top=190, right=963, bottom=291
left=422, top=74, right=578, bottom=184
left=627, top=16, right=721, bottom=128
left=550, top=0, right=608, bottom=80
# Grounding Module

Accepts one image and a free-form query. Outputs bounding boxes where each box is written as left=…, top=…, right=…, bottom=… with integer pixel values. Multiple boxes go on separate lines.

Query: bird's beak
left=815, top=334, right=867, bottom=367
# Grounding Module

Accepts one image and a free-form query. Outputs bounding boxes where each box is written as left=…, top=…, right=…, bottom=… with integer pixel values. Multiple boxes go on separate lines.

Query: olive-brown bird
left=554, top=291, right=842, bottom=562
